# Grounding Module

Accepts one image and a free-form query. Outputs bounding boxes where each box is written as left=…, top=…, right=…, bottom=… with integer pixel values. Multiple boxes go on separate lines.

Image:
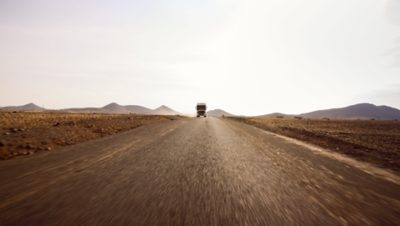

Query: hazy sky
left=0, top=0, right=399, bottom=115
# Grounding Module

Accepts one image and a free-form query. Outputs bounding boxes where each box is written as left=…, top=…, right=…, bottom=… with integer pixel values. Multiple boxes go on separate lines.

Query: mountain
left=207, top=109, right=234, bottom=117
left=300, top=103, right=400, bottom=120
left=63, top=103, right=152, bottom=114
left=125, top=105, right=151, bottom=114
left=61, top=103, right=130, bottom=114
left=100, top=103, right=131, bottom=114
left=261, top=112, right=292, bottom=118
left=0, top=102, right=181, bottom=115
left=150, top=105, right=180, bottom=115
left=62, top=103, right=180, bottom=115
left=0, top=103, right=46, bottom=112
left=61, top=107, right=100, bottom=113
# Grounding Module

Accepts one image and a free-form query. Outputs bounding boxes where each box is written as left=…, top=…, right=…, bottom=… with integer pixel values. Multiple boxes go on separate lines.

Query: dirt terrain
left=0, top=117, right=398, bottom=225
left=0, top=112, right=181, bottom=159
left=229, top=116, right=400, bottom=172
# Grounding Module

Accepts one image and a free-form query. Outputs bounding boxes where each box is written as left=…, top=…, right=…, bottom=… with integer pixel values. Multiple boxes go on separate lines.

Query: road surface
left=0, top=118, right=399, bottom=225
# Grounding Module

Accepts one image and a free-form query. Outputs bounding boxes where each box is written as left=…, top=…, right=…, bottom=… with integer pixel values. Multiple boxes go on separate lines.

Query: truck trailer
left=196, top=103, right=207, bottom=117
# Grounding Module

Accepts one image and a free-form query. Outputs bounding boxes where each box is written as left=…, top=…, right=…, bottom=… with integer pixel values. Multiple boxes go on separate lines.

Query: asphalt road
left=0, top=118, right=399, bottom=225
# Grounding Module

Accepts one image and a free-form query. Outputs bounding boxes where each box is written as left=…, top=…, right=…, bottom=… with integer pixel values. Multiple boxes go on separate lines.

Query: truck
left=196, top=103, right=207, bottom=117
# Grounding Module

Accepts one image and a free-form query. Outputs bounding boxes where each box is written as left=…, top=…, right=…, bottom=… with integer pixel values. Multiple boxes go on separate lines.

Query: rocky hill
left=300, top=103, right=400, bottom=120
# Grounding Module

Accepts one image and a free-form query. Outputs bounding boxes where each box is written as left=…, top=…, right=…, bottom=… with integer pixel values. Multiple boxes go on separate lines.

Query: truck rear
left=196, top=103, right=207, bottom=117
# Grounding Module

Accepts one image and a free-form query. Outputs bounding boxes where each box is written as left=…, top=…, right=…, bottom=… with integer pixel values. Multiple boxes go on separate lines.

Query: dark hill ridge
left=261, top=112, right=292, bottom=118
left=62, top=107, right=100, bottom=113
left=101, top=103, right=131, bottom=114
left=0, top=103, right=181, bottom=115
left=62, top=103, right=180, bottom=115
left=300, top=103, right=400, bottom=120
left=125, top=105, right=152, bottom=114
left=2, top=102, right=400, bottom=119
left=0, top=103, right=45, bottom=112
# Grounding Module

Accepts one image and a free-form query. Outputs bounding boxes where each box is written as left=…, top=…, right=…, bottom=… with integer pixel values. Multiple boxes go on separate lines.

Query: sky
left=0, top=0, right=399, bottom=115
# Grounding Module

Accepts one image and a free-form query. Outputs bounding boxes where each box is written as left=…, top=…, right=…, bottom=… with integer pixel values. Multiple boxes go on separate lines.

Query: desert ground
left=0, top=114, right=399, bottom=225
left=228, top=116, right=400, bottom=173
left=0, top=112, right=182, bottom=159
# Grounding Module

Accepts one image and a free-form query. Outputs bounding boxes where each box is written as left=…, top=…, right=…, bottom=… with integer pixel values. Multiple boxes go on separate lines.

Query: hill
left=100, top=103, right=131, bottom=114
left=150, top=105, right=180, bottom=115
left=61, top=103, right=130, bottom=114
left=0, top=103, right=46, bottom=112
left=207, top=109, right=234, bottom=117
left=125, top=105, right=151, bottom=114
left=260, top=112, right=292, bottom=118
left=64, top=104, right=180, bottom=115
left=61, top=107, right=100, bottom=113
left=0, top=102, right=181, bottom=115
left=63, top=103, right=153, bottom=114
left=300, top=103, right=400, bottom=120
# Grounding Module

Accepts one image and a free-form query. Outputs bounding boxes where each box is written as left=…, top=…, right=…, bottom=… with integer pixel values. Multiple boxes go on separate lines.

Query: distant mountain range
left=2, top=102, right=399, bottom=119
left=299, top=103, right=400, bottom=120
left=261, top=103, right=400, bottom=120
left=262, top=112, right=292, bottom=118
left=0, top=102, right=181, bottom=116
left=0, top=103, right=45, bottom=112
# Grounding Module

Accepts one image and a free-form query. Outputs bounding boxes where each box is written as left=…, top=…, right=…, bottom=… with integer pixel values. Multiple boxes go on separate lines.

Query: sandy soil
left=0, top=112, right=182, bottom=159
left=229, top=116, right=400, bottom=172
left=0, top=118, right=398, bottom=225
